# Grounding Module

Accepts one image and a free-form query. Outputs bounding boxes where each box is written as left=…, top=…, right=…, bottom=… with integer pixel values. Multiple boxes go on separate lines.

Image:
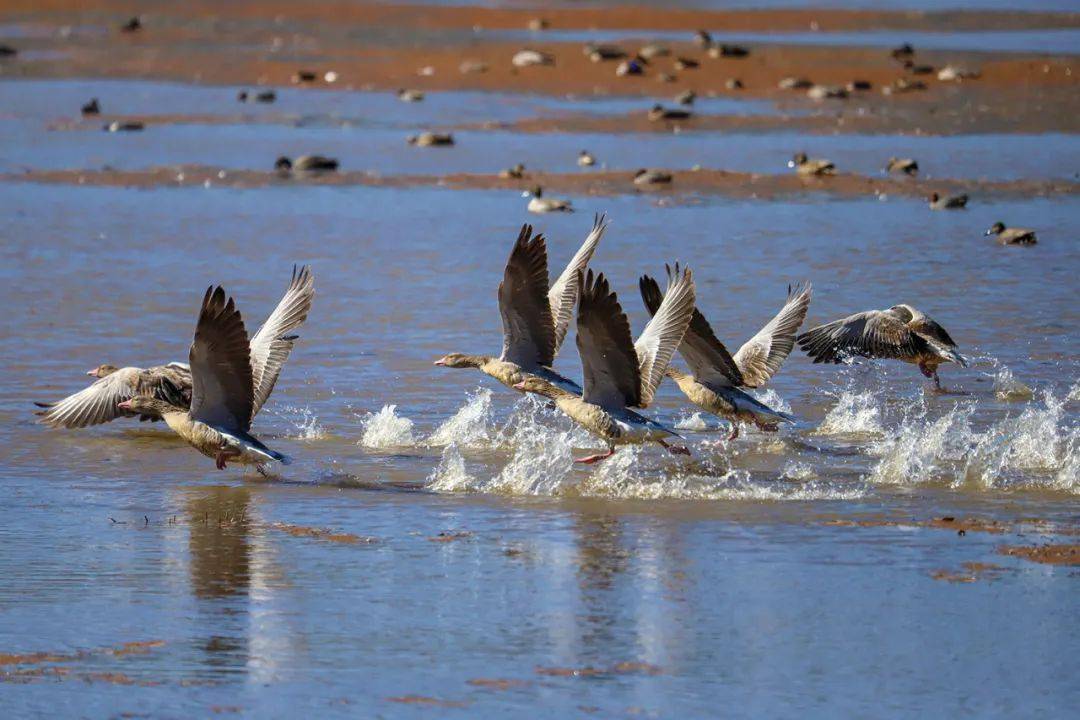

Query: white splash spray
left=358, top=404, right=416, bottom=448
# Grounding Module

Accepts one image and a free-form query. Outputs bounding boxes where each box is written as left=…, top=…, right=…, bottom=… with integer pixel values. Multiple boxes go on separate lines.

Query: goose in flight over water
left=436, top=215, right=608, bottom=395
left=515, top=266, right=696, bottom=464
left=118, top=287, right=291, bottom=471
left=797, top=304, right=966, bottom=389
left=640, top=274, right=811, bottom=439
left=37, top=266, right=314, bottom=429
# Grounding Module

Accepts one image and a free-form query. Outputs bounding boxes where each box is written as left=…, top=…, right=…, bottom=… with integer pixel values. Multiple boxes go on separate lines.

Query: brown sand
left=998, top=544, right=1080, bottom=566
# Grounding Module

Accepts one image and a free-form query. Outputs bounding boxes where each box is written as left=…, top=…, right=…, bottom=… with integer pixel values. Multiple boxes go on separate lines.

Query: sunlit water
left=0, top=69, right=1077, bottom=717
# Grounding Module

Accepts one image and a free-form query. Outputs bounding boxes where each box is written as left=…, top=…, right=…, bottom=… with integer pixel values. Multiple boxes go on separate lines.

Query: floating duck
left=407, top=132, right=454, bottom=147
left=985, top=222, right=1037, bottom=245
left=885, top=157, right=919, bottom=175
left=275, top=155, right=339, bottom=172
left=928, top=192, right=967, bottom=210
left=523, top=186, right=572, bottom=213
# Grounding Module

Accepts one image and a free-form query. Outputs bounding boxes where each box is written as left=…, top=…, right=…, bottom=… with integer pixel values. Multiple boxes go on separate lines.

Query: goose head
left=88, top=364, right=119, bottom=378
left=434, top=353, right=484, bottom=369
left=118, top=396, right=178, bottom=416
left=513, top=376, right=562, bottom=398
left=274, top=156, right=293, bottom=172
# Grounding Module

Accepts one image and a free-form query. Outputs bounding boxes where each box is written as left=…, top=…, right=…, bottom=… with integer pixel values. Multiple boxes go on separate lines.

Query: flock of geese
left=37, top=215, right=969, bottom=472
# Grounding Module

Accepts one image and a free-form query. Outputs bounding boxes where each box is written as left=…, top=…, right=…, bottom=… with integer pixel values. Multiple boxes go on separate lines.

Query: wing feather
left=733, top=282, right=812, bottom=387
left=499, top=225, right=556, bottom=367
left=577, top=270, right=641, bottom=408
left=633, top=264, right=695, bottom=407
left=548, top=213, right=608, bottom=355
left=188, top=286, right=254, bottom=432
left=797, top=309, right=932, bottom=364
left=248, top=265, right=315, bottom=416
left=38, top=367, right=182, bottom=428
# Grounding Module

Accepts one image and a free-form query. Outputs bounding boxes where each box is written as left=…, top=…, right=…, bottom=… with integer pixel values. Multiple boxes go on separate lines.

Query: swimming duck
left=891, top=43, right=915, bottom=61
left=514, top=266, right=696, bottom=463
left=797, top=304, right=966, bottom=389
left=118, top=287, right=291, bottom=471
left=847, top=80, right=872, bottom=91
left=985, top=222, right=1037, bottom=245
left=789, top=153, right=835, bottom=176
left=499, top=163, right=526, bottom=179
left=885, top=157, right=918, bottom=175
left=648, top=104, right=691, bottom=122
left=512, top=49, right=554, bottom=67
left=81, top=98, right=100, bottom=116
left=407, top=132, right=454, bottom=147
left=38, top=266, right=315, bottom=428
left=884, top=77, right=927, bottom=94
left=928, top=192, right=967, bottom=210
left=275, top=155, right=338, bottom=172
left=0, top=44, right=17, bottom=57
left=633, top=169, right=672, bottom=185
left=641, top=274, right=811, bottom=439
left=435, top=216, right=608, bottom=395
left=577, top=151, right=596, bottom=167
left=239, top=89, right=276, bottom=103
left=903, top=61, right=935, bottom=75
left=523, top=186, right=572, bottom=213
left=397, top=88, right=425, bottom=102
left=674, top=89, right=696, bottom=106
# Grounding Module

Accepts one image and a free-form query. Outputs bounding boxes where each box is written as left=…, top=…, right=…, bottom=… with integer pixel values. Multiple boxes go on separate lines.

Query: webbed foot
left=576, top=448, right=616, bottom=464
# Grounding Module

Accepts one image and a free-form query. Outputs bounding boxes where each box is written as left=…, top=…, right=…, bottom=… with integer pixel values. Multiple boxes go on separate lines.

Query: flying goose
left=514, top=266, right=696, bottom=463
left=797, top=304, right=967, bottom=389
left=985, top=222, right=1036, bottom=245
left=38, top=266, right=315, bottom=429
left=789, top=153, right=835, bottom=176
left=523, top=186, right=572, bottom=213
left=641, top=274, right=811, bottom=438
left=435, top=216, right=608, bottom=394
left=118, top=287, right=290, bottom=471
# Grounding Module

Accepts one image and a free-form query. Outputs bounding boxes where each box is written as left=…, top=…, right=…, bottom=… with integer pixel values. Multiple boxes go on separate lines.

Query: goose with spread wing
left=435, top=215, right=608, bottom=394
left=117, top=287, right=290, bottom=471
left=514, top=266, right=695, bottom=464
left=797, top=304, right=966, bottom=389
left=641, top=273, right=810, bottom=439
left=37, top=266, right=314, bottom=429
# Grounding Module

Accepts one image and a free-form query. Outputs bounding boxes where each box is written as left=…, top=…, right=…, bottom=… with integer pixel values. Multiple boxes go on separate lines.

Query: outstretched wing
left=548, top=213, right=608, bottom=356
left=38, top=368, right=141, bottom=428
left=577, top=270, right=641, bottom=408
left=189, top=286, right=255, bottom=432
left=733, top=282, right=812, bottom=387
left=797, top=309, right=932, bottom=364
left=640, top=270, right=742, bottom=391
left=248, top=265, right=315, bottom=416
left=499, top=224, right=557, bottom=368
left=633, top=263, right=695, bottom=408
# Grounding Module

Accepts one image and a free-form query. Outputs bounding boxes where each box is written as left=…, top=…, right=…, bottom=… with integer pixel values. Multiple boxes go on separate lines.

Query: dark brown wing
left=499, top=224, right=556, bottom=368
left=797, top=309, right=934, bottom=363
left=640, top=271, right=742, bottom=391
left=909, top=315, right=957, bottom=348
left=188, top=286, right=254, bottom=432
left=577, top=270, right=640, bottom=408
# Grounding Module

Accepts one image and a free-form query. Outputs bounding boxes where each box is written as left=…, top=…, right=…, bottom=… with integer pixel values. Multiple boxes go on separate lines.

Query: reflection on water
left=187, top=486, right=253, bottom=599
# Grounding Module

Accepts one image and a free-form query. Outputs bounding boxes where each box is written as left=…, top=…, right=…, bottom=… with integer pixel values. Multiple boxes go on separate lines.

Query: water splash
left=993, top=366, right=1034, bottom=401
left=279, top=405, right=327, bottom=441
left=426, top=388, right=494, bottom=447
left=426, top=443, right=475, bottom=492
left=751, top=388, right=793, bottom=415
left=674, top=411, right=715, bottom=431
left=870, top=403, right=973, bottom=485
left=814, top=389, right=884, bottom=437
left=358, top=404, right=416, bottom=448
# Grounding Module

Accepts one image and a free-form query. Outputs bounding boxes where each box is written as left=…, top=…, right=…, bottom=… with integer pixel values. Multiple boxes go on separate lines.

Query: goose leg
left=727, top=423, right=740, bottom=441
left=658, top=438, right=691, bottom=456
left=577, top=446, right=616, bottom=464
left=214, top=451, right=228, bottom=470
left=933, top=370, right=944, bottom=392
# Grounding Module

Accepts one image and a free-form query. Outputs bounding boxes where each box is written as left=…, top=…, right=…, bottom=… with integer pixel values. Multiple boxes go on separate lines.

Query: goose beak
left=117, top=400, right=132, bottom=410
left=86, top=369, right=98, bottom=376
left=433, top=358, right=446, bottom=366
left=513, top=381, right=527, bottom=391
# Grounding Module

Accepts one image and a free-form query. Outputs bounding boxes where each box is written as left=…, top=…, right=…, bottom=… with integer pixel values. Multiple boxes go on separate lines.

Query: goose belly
left=176, top=419, right=275, bottom=465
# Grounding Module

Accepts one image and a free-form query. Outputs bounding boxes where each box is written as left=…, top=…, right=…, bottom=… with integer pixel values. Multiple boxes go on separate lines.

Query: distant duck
left=885, top=77, right=927, bottom=94
left=938, top=65, right=979, bottom=82
left=515, top=266, right=696, bottom=463
left=846, top=79, right=872, bottom=91
left=523, top=186, right=572, bottom=213
left=903, top=61, right=935, bottom=75
left=710, top=44, right=749, bottom=58
left=674, top=89, right=696, bottom=106
left=648, top=104, right=691, bottom=122
left=397, top=88, right=425, bottom=102
left=275, top=155, right=339, bottom=172
left=118, top=287, right=292, bottom=471
left=0, top=44, right=17, bottom=57
left=512, top=49, right=554, bottom=67
left=459, top=59, right=488, bottom=74
left=885, top=157, right=919, bottom=175
left=633, top=169, right=672, bottom=185
left=527, top=18, right=549, bottom=31
left=616, top=59, right=644, bottom=76
left=726, top=78, right=744, bottom=90
left=674, top=57, right=700, bottom=71
left=120, top=16, right=142, bottom=33
left=38, top=266, right=314, bottom=429
left=586, top=44, right=627, bottom=62
left=104, top=121, right=144, bottom=132
left=407, top=132, right=454, bottom=147
left=641, top=272, right=812, bottom=439
left=928, top=192, right=967, bottom=210
left=798, top=304, right=966, bottom=390
left=435, top=217, right=608, bottom=395
left=81, top=98, right=100, bottom=116
left=639, top=43, right=670, bottom=60
left=577, top=150, right=596, bottom=167
left=891, top=43, right=915, bottom=60
left=291, top=70, right=317, bottom=84
left=693, top=30, right=713, bottom=48
left=985, top=222, right=1037, bottom=245
left=778, top=77, right=813, bottom=90
left=238, top=89, right=275, bottom=103
left=807, top=84, right=848, bottom=100
left=499, top=163, right=526, bottom=179
left=789, top=152, right=835, bottom=176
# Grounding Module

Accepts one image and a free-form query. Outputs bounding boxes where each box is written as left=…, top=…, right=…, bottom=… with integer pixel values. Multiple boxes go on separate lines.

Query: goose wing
left=188, top=287, right=254, bottom=432
left=733, top=282, right=812, bottom=387
left=797, top=309, right=932, bottom=363
left=548, top=213, right=608, bottom=356
left=37, top=367, right=166, bottom=428
left=577, top=270, right=640, bottom=408
left=499, top=224, right=556, bottom=368
left=909, top=313, right=967, bottom=367
left=248, top=265, right=315, bottom=416
left=633, top=264, right=695, bottom=407
left=639, top=270, right=742, bottom=391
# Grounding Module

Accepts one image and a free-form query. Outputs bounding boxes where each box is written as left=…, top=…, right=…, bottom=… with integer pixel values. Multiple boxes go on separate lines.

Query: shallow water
left=1, top=10, right=1079, bottom=718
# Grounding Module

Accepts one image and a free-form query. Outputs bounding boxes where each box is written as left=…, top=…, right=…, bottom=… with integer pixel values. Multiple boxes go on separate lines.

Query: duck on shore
left=515, top=266, right=696, bottom=463
left=435, top=216, right=608, bottom=395
left=789, top=153, right=835, bottom=176
left=275, top=155, right=338, bottom=173
left=38, top=266, right=315, bottom=428
left=641, top=275, right=811, bottom=439
left=118, top=287, right=290, bottom=471
left=797, top=304, right=966, bottom=390
left=885, top=157, right=919, bottom=175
